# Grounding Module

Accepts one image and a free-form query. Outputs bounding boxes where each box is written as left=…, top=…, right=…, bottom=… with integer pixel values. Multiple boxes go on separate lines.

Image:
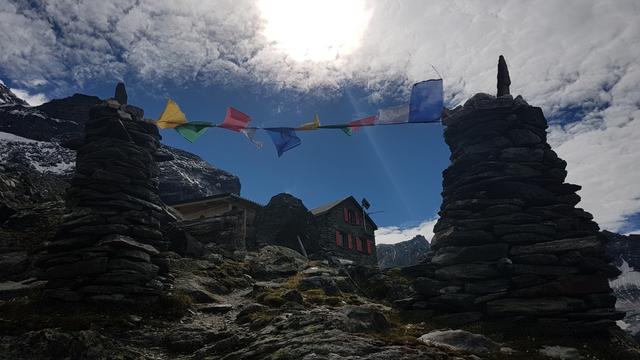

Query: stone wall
left=175, top=211, right=246, bottom=251
left=39, top=90, right=169, bottom=303
left=402, top=93, right=623, bottom=333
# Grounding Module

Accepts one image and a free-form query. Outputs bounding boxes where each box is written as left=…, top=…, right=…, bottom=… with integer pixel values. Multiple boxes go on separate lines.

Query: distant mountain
left=377, top=235, right=430, bottom=269
left=0, top=87, right=240, bottom=211
left=0, top=82, right=28, bottom=106
left=602, top=231, right=640, bottom=340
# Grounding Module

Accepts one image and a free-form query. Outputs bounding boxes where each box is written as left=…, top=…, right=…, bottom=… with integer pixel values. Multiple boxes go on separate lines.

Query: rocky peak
left=0, top=82, right=28, bottom=106
left=377, top=235, right=431, bottom=269
left=36, top=93, right=101, bottom=124
left=0, top=89, right=241, bottom=205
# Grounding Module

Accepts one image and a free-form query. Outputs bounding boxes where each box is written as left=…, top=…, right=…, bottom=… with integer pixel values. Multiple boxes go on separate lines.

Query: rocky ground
left=1, top=241, right=640, bottom=359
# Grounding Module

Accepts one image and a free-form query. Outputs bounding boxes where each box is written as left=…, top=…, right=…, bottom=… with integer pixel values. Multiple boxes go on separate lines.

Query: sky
left=0, top=0, right=639, bottom=244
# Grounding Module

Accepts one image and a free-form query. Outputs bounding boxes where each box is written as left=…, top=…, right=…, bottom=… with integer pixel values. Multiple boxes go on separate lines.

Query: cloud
left=375, top=218, right=437, bottom=245
left=0, top=0, right=639, bottom=231
left=9, top=88, right=49, bottom=106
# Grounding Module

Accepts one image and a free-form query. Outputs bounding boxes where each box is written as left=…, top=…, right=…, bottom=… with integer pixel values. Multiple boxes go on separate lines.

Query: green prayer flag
left=341, top=127, right=353, bottom=136
left=175, top=122, right=213, bottom=142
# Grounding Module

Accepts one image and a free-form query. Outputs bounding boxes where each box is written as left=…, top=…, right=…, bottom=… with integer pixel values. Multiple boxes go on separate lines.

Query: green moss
left=262, top=293, right=285, bottom=308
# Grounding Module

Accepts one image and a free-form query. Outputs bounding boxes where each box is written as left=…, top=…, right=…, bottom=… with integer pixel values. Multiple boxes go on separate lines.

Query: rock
left=431, top=243, right=508, bottom=265
left=377, top=235, right=430, bottom=269
left=343, top=305, right=390, bottom=332
left=164, top=325, right=220, bottom=353
left=0, top=279, right=46, bottom=300
left=298, top=275, right=340, bottom=295
left=435, top=263, right=500, bottom=280
left=486, top=297, right=586, bottom=317
left=413, top=277, right=445, bottom=297
left=236, top=303, right=269, bottom=324
left=539, top=345, right=584, bottom=360
left=500, top=147, right=544, bottom=162
left=253, top=193, right=319, bottom=254
left=431, top=312, right=484, bottom=326
left=0, top=251, right=29, bottom=278
left=282, top=289, right=304, bottom=304
left=247, top=245, right=308, bottom=279
left=510, top=236, right=601, bottom=255
left=173, top=274, right=222, bottom=303
left=465, top=278, right=511, bottom=294
left=506, top=128, right=542, bottom=145
left=417, top=329, right=501, bottom=355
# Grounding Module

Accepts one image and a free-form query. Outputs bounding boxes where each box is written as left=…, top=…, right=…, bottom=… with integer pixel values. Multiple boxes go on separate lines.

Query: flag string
left=155, top=79, right=444, bottom=157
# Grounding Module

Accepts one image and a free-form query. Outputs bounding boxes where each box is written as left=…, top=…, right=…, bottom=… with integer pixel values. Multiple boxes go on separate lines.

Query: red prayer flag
left=348, top=115, right=376, bottom=132
left=219, top=107, right=251, bottom=132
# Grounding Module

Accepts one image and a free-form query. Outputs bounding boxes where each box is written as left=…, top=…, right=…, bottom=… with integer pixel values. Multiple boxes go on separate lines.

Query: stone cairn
left=40, top=83, right=170, bottom=303
left=402, top=56, right=623, bottom=333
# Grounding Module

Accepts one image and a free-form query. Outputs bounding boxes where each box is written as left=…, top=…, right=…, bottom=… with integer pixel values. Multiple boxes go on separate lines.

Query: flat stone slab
left=417, top=329, right=501, bottom=355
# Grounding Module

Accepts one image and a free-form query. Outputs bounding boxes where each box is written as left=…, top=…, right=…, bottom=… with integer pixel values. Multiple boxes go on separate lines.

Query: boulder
left=247, top=245, right=308, bottom=279
left=417, top=329, right=501, bottom=355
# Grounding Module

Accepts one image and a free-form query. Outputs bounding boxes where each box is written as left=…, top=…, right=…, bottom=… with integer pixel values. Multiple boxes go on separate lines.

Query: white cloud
left=0, top=0, right=639, bottom=232
left=375, top=218, right=437, bottom=245
left=9, top=88, right=48, bottom=106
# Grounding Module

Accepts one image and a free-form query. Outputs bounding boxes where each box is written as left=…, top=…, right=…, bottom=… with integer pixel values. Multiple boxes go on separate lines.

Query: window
left=336, top=231, right=349, bottom=248
left=355, top=236, right=362, bottom=252
left=348, top=210, right=356, bottom=224
left=366, top=239, right=373, bottom=255
left=347, top=233, right=353, bottom=249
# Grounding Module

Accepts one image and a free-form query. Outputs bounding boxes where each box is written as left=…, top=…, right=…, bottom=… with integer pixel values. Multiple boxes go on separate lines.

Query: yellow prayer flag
left=156, top=99, right=188, bottom=129
left=298, top=114, right=320, bottom=131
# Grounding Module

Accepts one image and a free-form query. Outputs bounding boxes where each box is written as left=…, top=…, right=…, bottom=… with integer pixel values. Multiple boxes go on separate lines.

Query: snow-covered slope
left=0, top=82, right=28, bottom=106
left=0, top=132, right=74, bottom=174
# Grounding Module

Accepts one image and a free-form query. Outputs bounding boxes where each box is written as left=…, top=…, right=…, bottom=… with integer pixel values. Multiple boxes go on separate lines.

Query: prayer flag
left=349, top=115, right=376, bottom=132
left=175, top=121, right=213, bottom=143
left=266, top=128, right=301, bottom=157
left=376, top=103, right=410, bottom=124
left=341, top=127, right=353, bottom=136
left=297, top=114, right=320, bottom=131
left=219, top=107, right=251, bottom=132
left=157, top=99, right=188, bottom=129
left=240, top=128, right=263, bottom=149
left=409, top=79, right=443, bottom=122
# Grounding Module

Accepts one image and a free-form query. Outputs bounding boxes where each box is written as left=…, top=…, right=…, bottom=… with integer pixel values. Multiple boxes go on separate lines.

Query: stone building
left=311, top=196, right=378, bottom=266
left=169, top=193, right=262, bottom=251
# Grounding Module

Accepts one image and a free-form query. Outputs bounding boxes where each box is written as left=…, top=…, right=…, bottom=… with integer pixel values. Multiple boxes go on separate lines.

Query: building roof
left=310, top=196, right=351, bottom=215
left=168, top=192, right=263, bottom=209
left=311, top=196, right=378, bottom=229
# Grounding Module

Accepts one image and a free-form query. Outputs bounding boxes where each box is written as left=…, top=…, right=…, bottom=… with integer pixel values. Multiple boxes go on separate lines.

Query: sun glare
left=258, top=0, right=372, bottom=62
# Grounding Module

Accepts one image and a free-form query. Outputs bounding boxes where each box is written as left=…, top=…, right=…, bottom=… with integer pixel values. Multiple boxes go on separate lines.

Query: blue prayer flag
left=265, top=128, right=301, bottom=157
left=409, top=79, right=443, bottom=123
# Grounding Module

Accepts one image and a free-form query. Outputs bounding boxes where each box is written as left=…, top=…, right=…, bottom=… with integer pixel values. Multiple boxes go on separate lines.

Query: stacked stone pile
left=39, top=84, right=171, bottom=303
left=402, top=60, right=622, bottom=332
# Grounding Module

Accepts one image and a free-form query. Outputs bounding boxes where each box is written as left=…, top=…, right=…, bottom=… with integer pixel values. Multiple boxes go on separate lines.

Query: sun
left=258, top=0, right=372, bottom=62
